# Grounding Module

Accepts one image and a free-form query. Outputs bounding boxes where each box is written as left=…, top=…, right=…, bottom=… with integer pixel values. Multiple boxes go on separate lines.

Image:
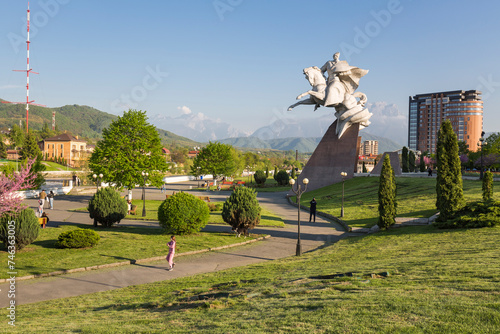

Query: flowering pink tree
left=0, top=159, right=36, bottom=217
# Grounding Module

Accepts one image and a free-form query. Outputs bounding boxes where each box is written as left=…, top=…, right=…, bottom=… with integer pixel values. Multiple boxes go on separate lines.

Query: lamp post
left=289, top=177, right=309, bottom=256
left=478, top=131, right=486, bottom=180
left=92, top=173, right=103, bottom=191
left=340, top=172, right=347, bottom=217
left=141, top=171, right=149, bottom=217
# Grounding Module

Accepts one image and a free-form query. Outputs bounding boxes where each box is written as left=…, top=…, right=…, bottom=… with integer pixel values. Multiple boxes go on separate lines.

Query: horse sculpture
left=288, top=60, right=372, bottom=138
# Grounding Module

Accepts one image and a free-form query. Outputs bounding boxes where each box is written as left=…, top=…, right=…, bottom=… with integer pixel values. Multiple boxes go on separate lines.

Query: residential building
left=39, top=133, right=89, bottom=167
left=408, top=90, right=483, bottom=153
left=360, top=140, right=378, bottom=156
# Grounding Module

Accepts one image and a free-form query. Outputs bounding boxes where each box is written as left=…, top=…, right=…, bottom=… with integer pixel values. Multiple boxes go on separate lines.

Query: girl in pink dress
left=166, top=235, right=176, bottom=271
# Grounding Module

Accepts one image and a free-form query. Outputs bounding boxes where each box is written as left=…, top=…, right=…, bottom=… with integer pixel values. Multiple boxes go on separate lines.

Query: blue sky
left=1, top=0, right=500, bottom=142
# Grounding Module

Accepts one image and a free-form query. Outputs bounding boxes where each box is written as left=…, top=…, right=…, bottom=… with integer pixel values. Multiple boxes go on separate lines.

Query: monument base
left=296, top=120, right=360, bottom=193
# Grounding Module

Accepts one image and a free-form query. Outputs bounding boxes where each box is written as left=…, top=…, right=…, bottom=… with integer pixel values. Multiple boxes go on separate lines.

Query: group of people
left=38, top=189, right=55, bottom=217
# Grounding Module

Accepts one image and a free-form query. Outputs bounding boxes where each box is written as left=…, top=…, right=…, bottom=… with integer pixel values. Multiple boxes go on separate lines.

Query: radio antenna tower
left=2, top=2, right=45, bottom=133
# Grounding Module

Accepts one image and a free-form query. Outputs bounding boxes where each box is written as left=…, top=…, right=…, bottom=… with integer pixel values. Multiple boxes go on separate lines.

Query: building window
left=60, top=153, right=63, bottom=157
left=61, top=144, right=63, bottom=149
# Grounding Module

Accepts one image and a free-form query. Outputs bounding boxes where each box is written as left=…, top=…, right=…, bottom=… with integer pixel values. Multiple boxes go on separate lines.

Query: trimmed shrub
left=483, top=171, right=493, bottom=201
left=0, top=208, right=39, bottom=250
left=158, top=192, right=210, bottom=235
left=88, top=187, right=127, bottom=227
left=378, top=154, right=397, bottom=230
left=435, top=200, right=500, bottom=229
left=222, top=186, right=261, bottom=236
left=254, top=170, right=267, bottom=185
left=274, top=170, right=290, bottom=186
left=56, top=228, right=100, bottom=248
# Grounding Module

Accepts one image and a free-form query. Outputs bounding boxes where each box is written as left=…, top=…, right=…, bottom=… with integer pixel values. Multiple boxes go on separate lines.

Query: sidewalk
left=0, top=182, right=352, bottom=307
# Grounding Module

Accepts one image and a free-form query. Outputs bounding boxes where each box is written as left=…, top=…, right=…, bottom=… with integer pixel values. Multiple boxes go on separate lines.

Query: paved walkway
left=0, top=182, right=353, bottom=307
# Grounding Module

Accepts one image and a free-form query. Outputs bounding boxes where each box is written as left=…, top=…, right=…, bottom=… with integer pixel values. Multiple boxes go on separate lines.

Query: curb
left=0, top=235, right=271, bottom=283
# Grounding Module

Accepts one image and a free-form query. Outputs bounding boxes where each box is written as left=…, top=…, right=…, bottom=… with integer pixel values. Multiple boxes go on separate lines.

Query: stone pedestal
left=296, top=120, right=359, bottom=193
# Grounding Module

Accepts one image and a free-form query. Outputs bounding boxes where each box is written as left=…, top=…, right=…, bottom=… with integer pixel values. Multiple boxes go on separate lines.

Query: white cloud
left=177, top=105, right=192, bottom=115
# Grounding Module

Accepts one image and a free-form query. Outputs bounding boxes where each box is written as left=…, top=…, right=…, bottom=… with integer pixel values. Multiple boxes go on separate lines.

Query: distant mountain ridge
left=0, top=99, right=197, bottom=146
left=220, top=131, right=402, bottom=153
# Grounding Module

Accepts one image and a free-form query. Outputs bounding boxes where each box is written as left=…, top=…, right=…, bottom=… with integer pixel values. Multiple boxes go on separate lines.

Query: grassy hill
left=0, top=99, right=197, bottom=147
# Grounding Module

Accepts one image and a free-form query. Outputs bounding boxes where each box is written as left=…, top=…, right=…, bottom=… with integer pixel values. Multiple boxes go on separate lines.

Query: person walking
left=37, top=199, right=44, bottom=218
left=166, top=235, right=176, bottom=271
left=309, top=197, right=317, bottom=222
left=47, top=191, right=55, bottom=209
left=427, top=166, right=433, bottom=176
left=39, top=190, right=47, bottom=209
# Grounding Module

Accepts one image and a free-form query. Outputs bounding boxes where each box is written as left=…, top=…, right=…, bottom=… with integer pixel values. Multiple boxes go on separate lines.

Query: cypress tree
left=419, top=152, right=426, bottom=172
left=482, top=170, right=493, bottom=201
left=436, top=120, right=465, bottom=221
left=378, top=154, right=397, bottom=229
left=401, top=146, right=409, bottom=172
left=362, top=161, right=367, bottom=173
left=409, top=150, right=416, bottom=172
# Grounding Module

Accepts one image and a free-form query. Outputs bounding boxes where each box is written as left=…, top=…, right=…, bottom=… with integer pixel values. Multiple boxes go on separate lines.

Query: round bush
left=158, top=192, right=210, bottom=235
left=88, top=187, right=127, bottom=227
left=0, top=208, right=40, bottom=250
left=222, top=186, right=261, bottom=236
left=254, top=170, right=267, bottom=185
left=56, top=228, right=100, bottom=248
left=275, top=170, right=290, bottom=186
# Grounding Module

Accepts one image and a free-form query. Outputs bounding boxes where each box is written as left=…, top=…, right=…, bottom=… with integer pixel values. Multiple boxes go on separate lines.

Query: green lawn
left=0, top=225, right=260, bottom=279
left=294, top=177, right=500, bottom=229
left=6, top=225, right=499, bottom=333
left=0, top=160, right=76, bottom=171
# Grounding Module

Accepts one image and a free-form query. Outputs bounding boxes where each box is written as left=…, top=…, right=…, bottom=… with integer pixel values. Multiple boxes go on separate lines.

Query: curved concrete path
left=0, top=182, right=352, bottom=307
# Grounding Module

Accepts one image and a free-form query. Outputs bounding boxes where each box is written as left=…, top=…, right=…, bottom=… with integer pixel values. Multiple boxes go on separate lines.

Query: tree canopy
left=191, top=142, right=238, bottom=179
left=88, top=109, right=168, bottom=189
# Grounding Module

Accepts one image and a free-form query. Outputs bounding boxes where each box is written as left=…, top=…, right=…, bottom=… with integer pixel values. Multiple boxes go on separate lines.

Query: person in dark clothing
left=427, top=167, right=432, bottom=176
left=309, top=197, right=317, bottom=222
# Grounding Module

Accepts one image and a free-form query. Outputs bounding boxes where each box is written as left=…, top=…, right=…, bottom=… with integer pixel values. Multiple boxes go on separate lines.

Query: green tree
left=408, top=150, right=416, bottom=172
left=88, top=110, right=168, bottom=190
left=88, top=187, right=127, bottom=227
left=0, top=140, right=6, bottom=159
left=378, top=154, right=397, bottom=230
left=0, top=208, right=39, bottom=250
left=254, top=170, right=267, bottom=185
left=273, top=166, right=278, bottom=179
left=191, top=142, right=238, bottom=179
left=401, top=146, right=409, bottom=172
left=436, top=120, right=465, bottom=221
left=419, top=151, right=427, bottom=172
left=291, top=166, right=296, bottom=179
left=482, top=171, right=493, bottom=201
left=362, top=161, right=367, bottom=173
left=265, top=166, right=269, bottom=178
left=8, top=124, right=24, bottom=148
left=222, top=187, right=261, bottom=236
left=18, top=131, right=46, bottom=189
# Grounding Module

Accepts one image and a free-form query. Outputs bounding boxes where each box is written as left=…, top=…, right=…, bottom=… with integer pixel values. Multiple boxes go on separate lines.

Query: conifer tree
left=378, top=154, right=396, bottom=229
left=482, top=170, right=493, bottom=201
left=436, top=120, right=464, bottom=221
left=409, top=150, right=416, bottom=172
left=401, top=146, right=409, bottom=172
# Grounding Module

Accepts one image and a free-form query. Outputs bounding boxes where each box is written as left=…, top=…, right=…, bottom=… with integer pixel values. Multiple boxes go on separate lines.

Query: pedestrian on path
left=39, top=189, right=47, bottom=208
left=47, top=191, right=55, bottom=209
left=38, top=199, right=44, bottom=217
left=166, top=235, right=176, bottom=271
left=427, top=167, right=432, bottom=176
left=309, top=197, right=317, bottom=222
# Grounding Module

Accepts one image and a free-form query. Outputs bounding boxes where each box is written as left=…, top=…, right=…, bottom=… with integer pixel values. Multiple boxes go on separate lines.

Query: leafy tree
left=401, top=146, right=409, bottom=172
left=8, top=124, right=24, bottom=148
left=408, top=150, right=416, bottom=172
left=274, top=170, right=290, bottom=186
left=191, top=142, right=238, bottom=179
left=88, top=187, right=127, bottom=227
left=171, top=147, right=188, bottom=164
left=222, top=187, right=261, bottom=236
left=436, top=120, right=465, bottom=221
left=458, top=140, right=470, bottom=156
left=158, top=192, right=210, bottom=235
left=88, top=110, right=168, bottom=190
left=378, top=154, right=397, bottom=230
left=483, top=171, right=493, bottom=201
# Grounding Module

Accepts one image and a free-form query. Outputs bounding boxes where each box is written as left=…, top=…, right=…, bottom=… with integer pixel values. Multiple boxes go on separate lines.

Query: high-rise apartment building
left=361, top=140, right=378, bottom=155
left=408, top=90, right=483, bottom=153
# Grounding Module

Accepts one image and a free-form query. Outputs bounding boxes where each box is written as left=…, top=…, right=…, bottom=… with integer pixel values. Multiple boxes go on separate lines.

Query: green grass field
left=0, top=225, right=260, bottom=279
left=294, top=177, right=500, bottom=229
left=6, top=225, right=499, bottom=333
left=0, top=160, right=76, bottom=172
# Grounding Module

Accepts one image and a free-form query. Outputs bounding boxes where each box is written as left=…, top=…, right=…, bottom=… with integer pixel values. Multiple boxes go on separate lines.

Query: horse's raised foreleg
left=288, top=97, right=316, bottom=111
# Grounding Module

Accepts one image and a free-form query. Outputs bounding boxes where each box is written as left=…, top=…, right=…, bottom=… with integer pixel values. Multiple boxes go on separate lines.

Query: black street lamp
left=340, top=172, right=347, bottom=217
left=92, top=173, right=103, bottom=191
left=141, top=171, right=149, bottom=217
left=478, top=131, right=486, bottom=180
left=289, top=177, right=309, bottom=256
